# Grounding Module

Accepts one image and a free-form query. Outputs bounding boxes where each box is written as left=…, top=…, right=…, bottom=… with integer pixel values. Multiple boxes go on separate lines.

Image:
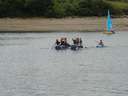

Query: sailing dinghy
left=104, top=10, right=115, bottom=34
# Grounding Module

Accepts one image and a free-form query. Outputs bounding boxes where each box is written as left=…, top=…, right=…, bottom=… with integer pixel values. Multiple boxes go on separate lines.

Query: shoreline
left=0, top=17, right=127, bottom=32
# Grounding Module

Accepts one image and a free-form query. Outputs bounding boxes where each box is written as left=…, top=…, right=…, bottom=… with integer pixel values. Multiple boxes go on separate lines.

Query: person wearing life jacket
left=76, top=38, right=80, bottom=45
left=64, top=37, right=70, bottom=47
left=79, top=38, right=84, bottom=48
left=79, top=38, right=82, bottom=46
left=60, top=37, right=65, bottom=45
left=55, top=39, right=60, bottom=45
left=98, top=40, right=104, bottom=47
left=72, top=38, right=77, bottom=45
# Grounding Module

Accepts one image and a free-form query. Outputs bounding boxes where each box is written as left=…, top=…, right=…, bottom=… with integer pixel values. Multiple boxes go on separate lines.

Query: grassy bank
left=0, top=17, right=127, bottom=32
left=105, top=0, right=128, bottom=9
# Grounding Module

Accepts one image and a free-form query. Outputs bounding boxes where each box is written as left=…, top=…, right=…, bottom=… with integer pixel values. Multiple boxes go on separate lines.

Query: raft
left=55, top=45, right=70, bottom=50
left=70, top=45, right=83, bottom=50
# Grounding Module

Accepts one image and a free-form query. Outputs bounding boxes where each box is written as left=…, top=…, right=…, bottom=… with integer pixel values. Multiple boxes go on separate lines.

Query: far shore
left=0, top=17, right=128, bottom=32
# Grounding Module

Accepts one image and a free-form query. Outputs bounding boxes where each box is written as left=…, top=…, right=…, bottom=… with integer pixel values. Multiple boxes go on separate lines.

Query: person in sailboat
left=110, top=29, right=115, bottom=34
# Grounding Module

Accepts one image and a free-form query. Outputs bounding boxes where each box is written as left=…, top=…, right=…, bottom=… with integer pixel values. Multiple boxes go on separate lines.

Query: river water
left=0, top=32, right=128, bottom=96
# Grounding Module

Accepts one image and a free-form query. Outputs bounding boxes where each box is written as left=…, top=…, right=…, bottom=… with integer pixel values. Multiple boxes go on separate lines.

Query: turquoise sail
left=107, top=10, right=112, bottom=32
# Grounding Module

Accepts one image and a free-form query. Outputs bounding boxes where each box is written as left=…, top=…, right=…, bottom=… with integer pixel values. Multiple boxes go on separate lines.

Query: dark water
left=0, top=32, right=128, bottom=96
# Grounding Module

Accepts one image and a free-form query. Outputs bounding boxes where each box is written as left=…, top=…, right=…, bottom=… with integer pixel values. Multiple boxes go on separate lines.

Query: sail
left=107, top=10, right=112, bottom=32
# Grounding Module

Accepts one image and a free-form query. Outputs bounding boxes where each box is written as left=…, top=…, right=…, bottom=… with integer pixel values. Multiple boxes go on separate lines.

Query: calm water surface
left=0, top=32, right=128, bottom=96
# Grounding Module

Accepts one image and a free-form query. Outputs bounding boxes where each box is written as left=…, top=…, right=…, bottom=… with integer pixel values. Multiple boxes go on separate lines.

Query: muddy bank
left=0, top=17, right=127, bottom=32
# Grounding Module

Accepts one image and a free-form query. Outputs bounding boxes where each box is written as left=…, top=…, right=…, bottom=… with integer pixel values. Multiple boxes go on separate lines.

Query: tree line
left=0, top=0, right=128, bottom=18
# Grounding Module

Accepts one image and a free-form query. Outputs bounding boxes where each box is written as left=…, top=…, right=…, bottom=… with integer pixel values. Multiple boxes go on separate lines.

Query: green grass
left=104, top=0, right=128, bottom=9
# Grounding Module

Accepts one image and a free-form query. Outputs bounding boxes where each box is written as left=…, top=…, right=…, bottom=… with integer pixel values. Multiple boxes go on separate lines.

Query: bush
left=0, top=0, right=127, bottom=17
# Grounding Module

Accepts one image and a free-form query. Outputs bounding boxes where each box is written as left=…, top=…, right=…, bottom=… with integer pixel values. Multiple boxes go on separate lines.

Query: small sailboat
left=104, top=10, right=114, bottom=34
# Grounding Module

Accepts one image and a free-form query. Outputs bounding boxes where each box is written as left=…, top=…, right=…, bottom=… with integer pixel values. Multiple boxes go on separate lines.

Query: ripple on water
left=0, top=32, right=128, bottom=96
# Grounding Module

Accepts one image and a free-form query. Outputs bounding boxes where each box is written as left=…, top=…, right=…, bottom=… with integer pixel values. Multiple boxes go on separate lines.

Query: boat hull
left=103, top=31, right=113, bottom=35
left=96, top=45, right=104, bottom=48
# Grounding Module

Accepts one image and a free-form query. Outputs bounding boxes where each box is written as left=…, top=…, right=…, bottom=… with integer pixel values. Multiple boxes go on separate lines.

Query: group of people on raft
left=55, top=37, right=84, bottom=50
left=55, top=37, right=70, bottom=47
left=55, top=37, right=104, bottom=50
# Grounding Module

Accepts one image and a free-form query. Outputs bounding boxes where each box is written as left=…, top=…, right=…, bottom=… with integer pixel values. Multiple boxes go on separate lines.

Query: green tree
left=26, top=0, right=52, bottom=16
